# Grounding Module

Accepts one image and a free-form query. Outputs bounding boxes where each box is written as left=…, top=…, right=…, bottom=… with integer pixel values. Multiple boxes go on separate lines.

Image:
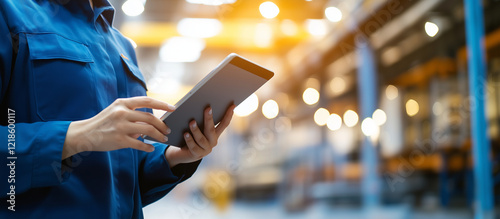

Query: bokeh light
left=122, top=0, right=144, bottom=17
left=314, top=108, right=330, bottom=126
left=259, top=2, right=280, bottom=19
left=425, top=21, right=439, bottom=37
left=372, top=109, right=387, bottom=126
left=177, top=18, right=222, bottom=38
left=326, top=113, right=342, bottom=131
left=406, top=99, right=420, bottom=117
left=303, top=88, right=320, bottom=105
left=305, top=19, right=328, bottom=37
left=325, top=7, right=342, bottom=22
left=361, top=117, right=380, bottom=137
left=262, top=99, right=279, bottom=119
left=385, top=85, right=399, bottom=100
left=343, top=110, right=359, bottom=127
left=329, top=77, right=346, bottom=95
left=159, top=37, right=205, bottom=62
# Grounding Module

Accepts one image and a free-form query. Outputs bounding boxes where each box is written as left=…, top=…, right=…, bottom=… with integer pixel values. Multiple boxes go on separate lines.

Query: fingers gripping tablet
left=144, top=53, right=274, bottom=147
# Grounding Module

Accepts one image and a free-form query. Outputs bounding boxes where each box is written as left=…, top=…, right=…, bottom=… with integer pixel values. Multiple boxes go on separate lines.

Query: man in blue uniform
left=0, top=0, right=235, bottom=218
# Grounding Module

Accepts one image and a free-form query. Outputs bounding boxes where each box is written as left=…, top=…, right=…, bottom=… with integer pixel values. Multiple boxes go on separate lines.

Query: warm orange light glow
left=406, top=99, right=419, bottom=117
left=259, top=2, right=280, bottom=19
left=120, top=20, right=310, bottom=49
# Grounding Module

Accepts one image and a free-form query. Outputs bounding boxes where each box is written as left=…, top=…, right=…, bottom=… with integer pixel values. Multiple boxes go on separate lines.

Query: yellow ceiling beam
left=119, top=19, right=310, bottom=50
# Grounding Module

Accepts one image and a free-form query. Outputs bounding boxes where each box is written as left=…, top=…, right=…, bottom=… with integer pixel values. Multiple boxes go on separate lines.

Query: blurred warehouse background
left=109, top=0, right=500, bottom=218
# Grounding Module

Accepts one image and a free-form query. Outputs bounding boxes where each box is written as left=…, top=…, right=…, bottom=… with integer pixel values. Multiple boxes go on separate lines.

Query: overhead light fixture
left=234, top=93, right=259, bottom=117
left=329, top=77, right=346, bottom=95
left=372, top=109, right=387, bottom=126
left=326, top=113, right=342, bottom=131
left=259, top=1, right=280, bottom=19
left=177, top=18, right=222, bottom=38
left=186, top=0, right=236, bottom=6
left=405, top=99, right=419, bottom=117
left=385, top=85, right=398, bottom=100
left=303, top=87, right=320, bottom=105
left=262, top=99, right=279, bottom=119
left=343, top=110, right=359, bottom=127
left=361, top=117, right=380, bottom=137
left=122, top=0, right=145, bottom=17
left=159, top=37, right=205, bottom=62
left=325, top=6, right=342, bottom=22
left=425, top=21, right=439, bottom=37
left=314, top=108, right=330, bottom=126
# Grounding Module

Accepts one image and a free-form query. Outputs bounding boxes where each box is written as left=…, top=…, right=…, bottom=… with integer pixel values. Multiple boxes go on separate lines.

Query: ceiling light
left=262, top=99, right=279, bottom=119
left=159, top=37, right=205, bottom=62
left=177, top=18, right=222, bottom=38
left=186, top=0, right=236, bottom=5
left=406, top=99, right=419, bottom=117
left=314, top=108, right=330, bottom=126
left=343, top=110, right=359, bottom=127
left=385, top=85, right=398, bottom=100
left=325, top=7, right=342, bottom=22
left=329, top=77, right=346, bottom=95
left=425, top=21, right=439, bottom=37
left=327, top=113, right=342, bottom=131
left=122, top=0, right=145, bottom=17
left=303, top=88, right=320, bottom=105
left=361, top=118, right=379, bottom=137
left=372, top=109, right=387, bottom=126
left=259, top=2, right=280, bottom=19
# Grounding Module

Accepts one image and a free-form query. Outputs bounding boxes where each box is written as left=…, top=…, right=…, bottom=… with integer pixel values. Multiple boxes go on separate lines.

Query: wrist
left=62, top=120, right=87, bottom=160
left=164, top=147, right=180, bottom=168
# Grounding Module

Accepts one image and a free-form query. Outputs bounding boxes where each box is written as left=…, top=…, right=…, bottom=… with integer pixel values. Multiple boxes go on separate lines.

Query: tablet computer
left=144, top=53, right=274, bottom=146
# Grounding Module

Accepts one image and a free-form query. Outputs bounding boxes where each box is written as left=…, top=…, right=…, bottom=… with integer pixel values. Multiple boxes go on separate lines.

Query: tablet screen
left=147, top=54, right=274, bottom=147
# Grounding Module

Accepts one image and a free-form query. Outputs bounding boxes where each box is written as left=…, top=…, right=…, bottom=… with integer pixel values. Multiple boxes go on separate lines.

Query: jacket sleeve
left=0, top=9, right=73, bottom=198
left=137, top=142, right=201, bottom=206
left=0, top=122, right=73, bottom=197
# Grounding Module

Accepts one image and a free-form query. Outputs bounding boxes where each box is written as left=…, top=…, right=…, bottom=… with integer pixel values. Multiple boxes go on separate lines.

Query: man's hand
left=62, top=97, right=175, bottom=160
left=164, top=105, right=236, bottom=168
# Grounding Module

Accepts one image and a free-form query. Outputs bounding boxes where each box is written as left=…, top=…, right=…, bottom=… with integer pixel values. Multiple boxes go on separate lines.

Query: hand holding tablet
left=144, top=53, right=274, bottom=147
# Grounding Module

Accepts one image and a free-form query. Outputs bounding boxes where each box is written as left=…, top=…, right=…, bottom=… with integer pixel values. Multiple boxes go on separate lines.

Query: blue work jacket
left=0, top=0, right=199, bottom=218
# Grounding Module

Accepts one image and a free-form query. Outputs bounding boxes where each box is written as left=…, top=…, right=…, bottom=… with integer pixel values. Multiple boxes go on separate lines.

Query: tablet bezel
left=146, top=53, right=274, bottom=145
